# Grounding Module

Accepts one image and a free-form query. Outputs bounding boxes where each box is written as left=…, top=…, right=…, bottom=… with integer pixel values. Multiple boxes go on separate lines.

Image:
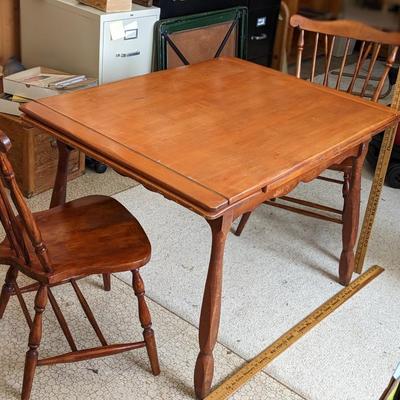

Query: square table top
left=21, top=57, right=399, bottom=216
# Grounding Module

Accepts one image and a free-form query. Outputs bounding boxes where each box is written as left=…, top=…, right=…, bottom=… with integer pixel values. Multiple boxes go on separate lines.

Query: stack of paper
left=0, top=66, right=97, bottom=116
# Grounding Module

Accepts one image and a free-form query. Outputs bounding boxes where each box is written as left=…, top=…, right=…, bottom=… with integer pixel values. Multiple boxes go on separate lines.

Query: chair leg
left=0, top=267, right=18, bottom=319
left=132, top=269, right=160, bottom=376
left=339, top=151, right=366, bottom=286
left=21, top=285, right=48, bottom=400
left=342, top=170, right=351, bottom=208
left=102, top=273, right=111, bottom=292
left=234, top=212, right=252, bottom=237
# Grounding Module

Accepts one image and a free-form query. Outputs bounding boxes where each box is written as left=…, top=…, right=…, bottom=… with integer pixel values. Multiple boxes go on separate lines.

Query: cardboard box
left=79, top=0, right=132, bottom=12
left=0, top=67, right=3, bottom=93
left=0, top=112, right=85, bottom=197
left=0, top=94, right=22, bottom=116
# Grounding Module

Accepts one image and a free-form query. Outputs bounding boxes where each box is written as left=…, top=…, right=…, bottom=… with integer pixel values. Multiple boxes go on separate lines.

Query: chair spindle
left=360, top=43, right=382, bottom=97
left=372, top=46, right=398, bottom=102
left=336, top=38, right=351, bottom=90
left=323, top=35, right=336, bottom=86
left=347, top=41, right=372, bottom=94
left=296, top=29, right=305, bottom=78
left=311, top=32, right=320, bottom=82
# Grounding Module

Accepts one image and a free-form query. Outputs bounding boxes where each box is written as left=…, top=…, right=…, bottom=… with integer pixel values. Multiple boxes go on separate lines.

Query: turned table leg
left=194, top=213, right=232, bottom=399
left=50, top=141, right=72, bottom=208
left=339, top=144, right=368, bottom=286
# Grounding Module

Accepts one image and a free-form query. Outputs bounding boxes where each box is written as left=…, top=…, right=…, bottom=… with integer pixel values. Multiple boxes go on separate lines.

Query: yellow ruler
left=355, top=74, right=400, bottom=274
left=206, top=265, right=384, bottom=400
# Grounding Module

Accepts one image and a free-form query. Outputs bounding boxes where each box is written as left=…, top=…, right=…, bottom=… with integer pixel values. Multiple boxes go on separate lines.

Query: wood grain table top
left=21, top=57, right=399, bottom=216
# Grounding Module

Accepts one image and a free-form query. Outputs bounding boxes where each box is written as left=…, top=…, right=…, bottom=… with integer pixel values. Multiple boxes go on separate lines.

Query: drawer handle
left=251, top=33, right=268, bottom=41
left=116, top=51, right=140, bottom=58
left=50, top=139, right=58, bottom=149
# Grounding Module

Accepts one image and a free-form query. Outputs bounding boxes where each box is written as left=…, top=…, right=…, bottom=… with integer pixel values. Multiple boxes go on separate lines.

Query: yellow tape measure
left=355, top=74, right=400, bottom=274
left=206, top=265, right=384, bottom=400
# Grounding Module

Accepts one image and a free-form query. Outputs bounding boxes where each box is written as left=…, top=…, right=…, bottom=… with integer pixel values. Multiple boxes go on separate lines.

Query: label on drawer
left=110, top=21, right=125, bottom=41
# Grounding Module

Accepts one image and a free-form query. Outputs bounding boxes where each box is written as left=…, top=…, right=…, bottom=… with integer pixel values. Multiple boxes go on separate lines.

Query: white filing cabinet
left=21, top=0, right=160, bottom=84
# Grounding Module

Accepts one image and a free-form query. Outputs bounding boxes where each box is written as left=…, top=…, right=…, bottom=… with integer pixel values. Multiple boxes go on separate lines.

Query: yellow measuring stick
left=355, top=74, right=400, bottom=274
left=206, top=265, right=384, bottom=400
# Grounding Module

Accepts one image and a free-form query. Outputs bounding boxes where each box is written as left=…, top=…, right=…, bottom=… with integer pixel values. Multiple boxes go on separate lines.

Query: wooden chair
left=235, top=15, right=400, bottom=285
left=0, top=131, right=160, bottom=399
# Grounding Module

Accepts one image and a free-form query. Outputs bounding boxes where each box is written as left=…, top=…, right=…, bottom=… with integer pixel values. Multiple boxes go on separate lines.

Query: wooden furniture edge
left=21, top=113, right=231, bottom=219
left=224, top=57, right=400, bottom=116
left=290, top=14, right=400, bottom=45
left=20, top=104, right=229, bottom=214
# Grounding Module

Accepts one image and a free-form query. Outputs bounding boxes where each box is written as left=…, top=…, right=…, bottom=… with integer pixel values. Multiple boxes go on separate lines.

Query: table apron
left=227, top=142, right=366, bottom=221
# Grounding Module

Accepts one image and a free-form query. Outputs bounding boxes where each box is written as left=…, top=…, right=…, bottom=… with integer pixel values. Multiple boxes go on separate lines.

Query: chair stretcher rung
left=279, top=196, right=343, bottom=215
left=37, top=342, right=146, bottom=366
left=317, top=176, right=345, bottom=184
left=11, top=282, right=41, bottom=295
left=265, top=201, right=343, bottom=224
left=11, top=279, right=75, bottom=296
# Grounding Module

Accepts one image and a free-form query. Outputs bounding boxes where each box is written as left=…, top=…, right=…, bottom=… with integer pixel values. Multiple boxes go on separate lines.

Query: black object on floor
left=366, top=67, right=400, bottom=189
left=85, top=156, right=108, bottom=174
left=367, top=134, right=400, bottom=189
left=152, top=0, right=281, bottom=67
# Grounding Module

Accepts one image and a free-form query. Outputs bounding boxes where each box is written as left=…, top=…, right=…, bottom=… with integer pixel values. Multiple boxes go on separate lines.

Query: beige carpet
left=114, top=165, right=400, bottom=400
left=0, top=168, right=302, bottom=400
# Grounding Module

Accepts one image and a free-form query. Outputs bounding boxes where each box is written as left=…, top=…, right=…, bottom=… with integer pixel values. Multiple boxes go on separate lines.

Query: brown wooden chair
left=235, top=15, right=400, bottom=285
left=0, top=131, right=160, bottom=399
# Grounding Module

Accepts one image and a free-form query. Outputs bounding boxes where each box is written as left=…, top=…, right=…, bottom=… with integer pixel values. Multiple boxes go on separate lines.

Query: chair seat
left=0, top=195, right=151, bottom=283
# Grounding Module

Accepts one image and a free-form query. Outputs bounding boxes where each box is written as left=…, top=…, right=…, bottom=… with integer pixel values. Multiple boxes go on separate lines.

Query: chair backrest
left=154, top=7, right=248, bottom=71
left=0, top=130, right=52, bottom=273
left=290, top=15, right=400, bottom=102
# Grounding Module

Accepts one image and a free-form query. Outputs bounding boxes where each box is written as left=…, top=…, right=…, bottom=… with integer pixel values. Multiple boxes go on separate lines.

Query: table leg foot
left=195, top=353, right=214, bottom=399
left=234, top=212, right=252, bottom=237
left=102, top=273, right=111, bottom=291
left=194, top=213, right=232, bottom=399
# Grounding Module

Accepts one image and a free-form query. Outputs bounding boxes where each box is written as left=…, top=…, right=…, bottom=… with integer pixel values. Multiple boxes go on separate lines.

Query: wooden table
left=20, top=57, right=398, bottom=399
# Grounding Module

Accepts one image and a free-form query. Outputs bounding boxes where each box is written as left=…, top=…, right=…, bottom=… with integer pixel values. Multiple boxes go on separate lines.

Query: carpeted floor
left=0, top=167, right=303, bottom=400
left=0, top=161, right=398, bottom=399
left=114, top=164, right=400, bottom=400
